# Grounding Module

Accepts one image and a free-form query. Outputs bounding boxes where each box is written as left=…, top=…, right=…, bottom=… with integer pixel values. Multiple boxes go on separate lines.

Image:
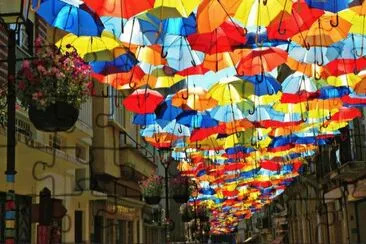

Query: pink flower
left=22, top=60, right=30, bottom=69
left=18, top=80, right=25, bottom=91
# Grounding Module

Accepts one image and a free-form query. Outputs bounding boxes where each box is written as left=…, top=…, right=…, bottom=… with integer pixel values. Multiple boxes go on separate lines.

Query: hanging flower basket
left=16, top=38, right=93, bottom=132
left=180, top=204, right=194, bottom=223
left=28, top=102, right=79, bottom=132
left=170, top=176, right=192, bottom=204
left=139, top=173, right=163, bottom=205
left=144, top=196, right=161, bottom=205
left=197, top=206, right=209, bottom=222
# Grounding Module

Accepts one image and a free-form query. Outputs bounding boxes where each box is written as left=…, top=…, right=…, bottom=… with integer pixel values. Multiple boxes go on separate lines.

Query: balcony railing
left=78, top=97, right=93, bottom=128
left=108, top=86, right=124, bottom=127
left=120, top=130, right=157, bottom=165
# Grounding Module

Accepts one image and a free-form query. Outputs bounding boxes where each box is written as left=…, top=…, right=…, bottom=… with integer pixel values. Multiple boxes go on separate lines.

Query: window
left=75, top=168, right=87, bottom=191
left=75, top=143, right=87, bottom=161
left=9, top=20, right=33, bottom=55
left=48, top=134, right=64, bottom=150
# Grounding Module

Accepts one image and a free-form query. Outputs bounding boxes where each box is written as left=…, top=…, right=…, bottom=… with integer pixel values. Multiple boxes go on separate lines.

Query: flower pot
left=181, top=215, right=193, bottom=223
left=29, top=102, right=79, bottom=132
left=144, top=196, right=161, bottom=205
left=173, top=194, right=189, bottom=203
left=199, top=215, right=209, bottom=222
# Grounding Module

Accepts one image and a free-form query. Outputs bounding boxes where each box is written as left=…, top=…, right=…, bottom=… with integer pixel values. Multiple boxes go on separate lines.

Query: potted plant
left=139, top=174, right=163, bottom=205
left=197, top=206, right=209, bottom=222
left=16, top=38, right=93, bottom=132
left=170, top=175, right=191, bottom=203
left=180, top=203, right=194, bottom=223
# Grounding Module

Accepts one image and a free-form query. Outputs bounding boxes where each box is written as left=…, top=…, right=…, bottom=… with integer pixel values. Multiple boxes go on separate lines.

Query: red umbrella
left=321, top=58, right=366, bottom=77
left=123, top=89, right=164, bottom=114
left=92, top=66, right=145, bottom=89
left=331, top=107, right=362, bottom=122
left=267, top=1, right=324, bottom=40
left=84, top=0, right=154, bottom=18
left=187, top=21, right=247, bottom=55
left=236, top=47, right=288, bottom=76
left=260, top=161, right=281, bottom=171
left=176, top=64, right=210, bottom=76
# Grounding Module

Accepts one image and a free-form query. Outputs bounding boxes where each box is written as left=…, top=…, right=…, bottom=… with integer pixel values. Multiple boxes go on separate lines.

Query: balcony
left=119, top=131, right=158, bottom=178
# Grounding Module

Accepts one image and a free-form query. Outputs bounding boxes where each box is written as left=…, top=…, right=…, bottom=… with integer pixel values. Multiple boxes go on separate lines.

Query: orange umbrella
left=136, top=45, right=167, bottom=65
left=236, top=47, right=288, bottom=76
left=292, top=13, right=352, bottom=47
left=196, top=0, right=243, bottom=33
left=219, top=119, right=254, bottom=135
left=145, top=132, right=178, bottom=148
left=355, top=76, right=366, bottom=94
left=202, top=51, right=242, bottom=72
left=286, top=57, right=319, bottom=78
left=172, top=87, right=218, bottom=111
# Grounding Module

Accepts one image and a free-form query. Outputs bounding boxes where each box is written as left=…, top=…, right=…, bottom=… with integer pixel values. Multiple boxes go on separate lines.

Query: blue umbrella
left=163, top=120, right=191, bottom=136
left=90, top=51, right=138, bottom=75
left=155, top=95, right=183, bottom=121
left=162, top=13, right=196, bottom=36
left=36, top=0, right=104, bottom=36
left=133, top=113, right=157, bottom=126
left=305, top=0, right=349, bottom=12
left=209, top=104, right=244, bottom=122
left=283, top=42, right=340, bottom=65
left=328, top=34, right=366, bottom=59
left=162, top=35, right=204, bottom=71
left=101, top=16, right=127, bottom=37
left=241, top=74, right=281, bottom=96
left=176, top=111, right=218, bottom=129
left=120, top=14, right=163, bottom=46
left=319, top=86, right=350, bottom=99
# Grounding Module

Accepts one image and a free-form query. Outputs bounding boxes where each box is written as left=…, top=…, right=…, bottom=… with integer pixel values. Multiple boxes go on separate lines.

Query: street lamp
left=158, top=148, right=173, bottom=243
left=0, top=0, right=31, bottom=243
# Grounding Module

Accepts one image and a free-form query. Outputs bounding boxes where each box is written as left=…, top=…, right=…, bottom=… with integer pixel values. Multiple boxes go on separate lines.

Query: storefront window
left=128, top=221, right=133, bottom=243
left=0, top=193, right=31, bottom=243
left=106, top=219, right=114, bottom=243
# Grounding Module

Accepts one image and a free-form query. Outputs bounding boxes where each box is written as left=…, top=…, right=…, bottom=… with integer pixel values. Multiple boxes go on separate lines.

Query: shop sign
left=106, top=203, right=137, bottom=219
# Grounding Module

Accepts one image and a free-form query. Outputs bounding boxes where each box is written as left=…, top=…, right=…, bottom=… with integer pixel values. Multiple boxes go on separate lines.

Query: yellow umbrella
left=235, top=0, right=292, bottom=27
left=208, top=77, right=254, bottom=105
left=149, top=0, right=199, bottom=19
left=55, top=31, right=122, bottom=61
left=136, top=45, right=167, bottom=65
left=326, top=73, right=361, bottom=88
left=339, top=4, right=366, bottom=34
left=133, top=68, right=185, bottom=88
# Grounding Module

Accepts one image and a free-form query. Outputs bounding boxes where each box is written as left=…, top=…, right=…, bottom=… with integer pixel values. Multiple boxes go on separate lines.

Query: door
left=75, top=211, right=83, bottom=243
left=93, top=216, right=104, bottom=243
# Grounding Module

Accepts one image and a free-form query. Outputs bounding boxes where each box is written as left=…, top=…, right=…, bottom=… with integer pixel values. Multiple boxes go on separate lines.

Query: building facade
left=237, top=110, right=366, bottom=244
left=0, top=4, right=167, bottom=243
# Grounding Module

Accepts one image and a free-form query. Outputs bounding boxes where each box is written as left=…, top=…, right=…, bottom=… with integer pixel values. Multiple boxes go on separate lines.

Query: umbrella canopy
left=267, top=1, right=324, bottom=40
left=196, top=0, right=243, bottom=33
left=36, top=0, right=104, bottom=36
left=172, top=87, right=218, bottom=111
left=84, top=0, right=154, bottom=18
left=234, top=0, right=292, bottom=27
left=208, top=77, right=255, bottom=105
left=237, top=47, right=288, bottom=76
left=123, top=89, right=164, bottom=114
left=187, top=21, right=247, bottom=54
left=291, top=13, right=352, bottom=47
left=55, top=31, right=122, bottom=61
